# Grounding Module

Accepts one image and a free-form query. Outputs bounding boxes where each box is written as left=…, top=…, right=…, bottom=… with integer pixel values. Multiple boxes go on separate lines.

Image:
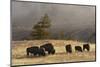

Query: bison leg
left=86, top=47, right=90, bottom=51
left=83, top=47, right=89, bottom=51
left=80, top=49, right=83, bottom=52
left=87, top=48, right=90, bottom=51
left=26, top=51, right=29, bottom=57
left=40, top=52, right=45, bottom=56
left=83, top=47, right=85, bottom=51
left=68, top=51, right=72, bottom=53
left=51, top=49, right=55, bottom=54
left=48, top=51, right=51, bottom=54
left=42, top=53, right=46, bottom=56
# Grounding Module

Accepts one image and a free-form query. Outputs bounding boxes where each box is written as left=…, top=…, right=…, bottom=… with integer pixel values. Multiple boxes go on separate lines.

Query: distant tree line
left=24, top=13, right=95, bottom=43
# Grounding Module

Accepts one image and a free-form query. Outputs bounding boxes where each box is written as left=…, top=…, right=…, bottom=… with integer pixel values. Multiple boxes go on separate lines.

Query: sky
left=11, top=1, right=95, bottom=40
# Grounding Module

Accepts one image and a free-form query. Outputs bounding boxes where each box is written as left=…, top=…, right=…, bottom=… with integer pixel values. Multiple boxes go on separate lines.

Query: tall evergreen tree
left=31, top=14, right=51, bottom=39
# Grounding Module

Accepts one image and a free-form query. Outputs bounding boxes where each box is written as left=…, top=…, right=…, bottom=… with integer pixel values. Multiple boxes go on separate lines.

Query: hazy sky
left=11, top=1, right=95, bottom=40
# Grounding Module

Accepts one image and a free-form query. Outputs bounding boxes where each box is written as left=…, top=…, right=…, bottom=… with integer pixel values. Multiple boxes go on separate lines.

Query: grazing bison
left=65, top=44, right=72, bottom=53
left=40, top=43, right=55, bottom=54
left=75, top=46, right=82, bottom=52
left=26, top=46, right=45, bottom=57
left=83, top=44, right=90, bottom=51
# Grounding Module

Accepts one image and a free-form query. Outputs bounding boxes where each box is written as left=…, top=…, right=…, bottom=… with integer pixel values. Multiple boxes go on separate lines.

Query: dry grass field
left=11, top=40, right=96, bottom=66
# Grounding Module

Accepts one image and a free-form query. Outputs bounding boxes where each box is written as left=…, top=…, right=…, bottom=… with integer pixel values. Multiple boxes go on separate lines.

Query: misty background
left=11, top=1, right=96, bottom=43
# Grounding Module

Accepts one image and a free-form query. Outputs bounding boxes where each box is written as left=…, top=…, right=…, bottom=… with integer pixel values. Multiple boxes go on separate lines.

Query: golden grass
left=11, top=40, right=96, bottom=66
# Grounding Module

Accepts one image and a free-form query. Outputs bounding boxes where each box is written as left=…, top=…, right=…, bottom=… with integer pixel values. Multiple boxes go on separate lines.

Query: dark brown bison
left=75, top=46, right=82, bottom=52
left=83, top=44, right=90, bottom=51
left=26, top=46, right=45, bottom=57
left=40, top=43, right=55, bottom=54
left=65, top=44, right=72, bottom=53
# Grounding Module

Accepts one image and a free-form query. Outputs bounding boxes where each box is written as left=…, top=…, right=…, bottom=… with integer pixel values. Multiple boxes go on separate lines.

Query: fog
left=11, top=1, right=95, bottom=42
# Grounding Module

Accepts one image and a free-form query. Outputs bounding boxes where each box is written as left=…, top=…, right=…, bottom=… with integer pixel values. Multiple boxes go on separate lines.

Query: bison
left=26, top=46, right=45, bottom=57
left=65, top=44, right=72, bottom=53
left=83, top=44, right=90, bottom=51
left=40, top=43, right=55, bottom=54
left=75, top=46, right=82, bottom=52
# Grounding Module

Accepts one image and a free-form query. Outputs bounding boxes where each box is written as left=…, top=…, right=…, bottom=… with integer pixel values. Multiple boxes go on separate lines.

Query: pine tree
left=31, top=14, right=51, bottom=39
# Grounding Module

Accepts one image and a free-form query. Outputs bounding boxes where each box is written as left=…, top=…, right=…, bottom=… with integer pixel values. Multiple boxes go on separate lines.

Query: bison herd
left=26, top=43, right=90, bottom=57
left=26, top=43, right=55, bottom=57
